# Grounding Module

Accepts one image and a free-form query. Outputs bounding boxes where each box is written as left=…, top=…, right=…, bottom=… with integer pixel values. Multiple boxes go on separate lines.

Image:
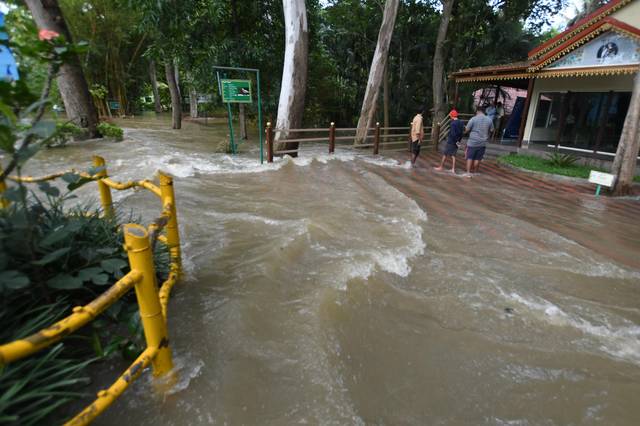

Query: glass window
left=534, top=93, right=562, bottom=128
left=531, top=91, right=631, bottom=153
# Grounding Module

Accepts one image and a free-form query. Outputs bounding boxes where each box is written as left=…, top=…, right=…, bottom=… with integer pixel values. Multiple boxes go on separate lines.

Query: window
left=534, top=93, right=563, bottom=128
left=531, top=91, right=631, bottom=153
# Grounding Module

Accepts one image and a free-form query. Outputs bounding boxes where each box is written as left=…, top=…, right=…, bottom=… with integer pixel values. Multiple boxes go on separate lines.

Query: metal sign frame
left=214, top=66, right=264, bottom=163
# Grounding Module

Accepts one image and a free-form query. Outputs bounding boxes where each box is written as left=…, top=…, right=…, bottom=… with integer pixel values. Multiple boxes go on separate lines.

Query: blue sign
left=0, top=12, right=19, bottom=82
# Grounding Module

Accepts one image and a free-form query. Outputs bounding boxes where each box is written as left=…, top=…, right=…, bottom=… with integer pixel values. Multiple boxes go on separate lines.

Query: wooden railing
left=264, top=122, right=434, bottom=162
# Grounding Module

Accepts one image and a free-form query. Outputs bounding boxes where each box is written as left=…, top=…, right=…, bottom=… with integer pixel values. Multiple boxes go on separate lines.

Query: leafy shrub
left=0, top=300, right=92, bottom=426
left=46, top=121, right=85, bottom=147
left=546, top=152, right=578, bottom=168
left=97, top=122, right=124, bottom=141
left=0, top=178, right=170, bottom=423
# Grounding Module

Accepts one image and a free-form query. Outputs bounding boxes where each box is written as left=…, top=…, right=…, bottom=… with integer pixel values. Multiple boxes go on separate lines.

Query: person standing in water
left=463, top=106, right=493, bottom=177
left=434, top=109, right=464, bottom=173
left=410, top=108, right=424, bottom=166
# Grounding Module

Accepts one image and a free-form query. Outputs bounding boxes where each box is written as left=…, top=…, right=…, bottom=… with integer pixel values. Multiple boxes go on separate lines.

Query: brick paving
left=371, top=150, right=640, bottom=270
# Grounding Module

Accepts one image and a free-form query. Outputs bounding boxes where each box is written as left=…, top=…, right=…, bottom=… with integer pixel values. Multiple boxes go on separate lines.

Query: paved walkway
left=372, top=151, right=640, bottom=270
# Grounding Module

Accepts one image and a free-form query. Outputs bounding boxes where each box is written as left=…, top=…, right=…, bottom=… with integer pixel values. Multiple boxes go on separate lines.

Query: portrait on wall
left=597, top=42, right=619, bottom=60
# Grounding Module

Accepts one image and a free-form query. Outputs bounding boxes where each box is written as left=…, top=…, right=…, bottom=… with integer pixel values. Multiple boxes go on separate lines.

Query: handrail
left=0, top=271, right=141, bottom=365
left=66, top=346, right=158, bottom=426
left=264, top=121, right=441, bottom=161
left=0, top=156, right=182, bottom=426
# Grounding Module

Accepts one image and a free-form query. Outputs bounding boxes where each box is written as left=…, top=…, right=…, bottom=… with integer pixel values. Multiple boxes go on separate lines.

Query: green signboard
left=108, top=100, right=120, bottom=110
left=220, top=79, right=252, bottom=103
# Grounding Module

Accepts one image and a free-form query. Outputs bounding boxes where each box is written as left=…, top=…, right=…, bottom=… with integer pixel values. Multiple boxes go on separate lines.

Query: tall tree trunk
left=610, top=72, right=640, bottom=196
left=239, top=104, right=247, bottom=139
left=174, top=60, right=181, bottom=99
left=189, top=86, right=198, bottom=118
left=165, top=60, right=182, bottom=129
left=25, top=0, right=99, bottom=137
left=231, top=0, right=248, bottom=140
left=432, top=0, right=455, bottom=135
left=275, top=0, right=308, bottom=155
left=149, top=60, right=162, bottom=113
left=354, top=0, right=399, bottom=145
left=383, top=62, right=390, bottom=136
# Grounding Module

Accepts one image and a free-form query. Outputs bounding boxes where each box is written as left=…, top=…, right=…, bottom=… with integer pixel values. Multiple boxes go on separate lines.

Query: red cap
left=449, top=110, right=458, bottom=118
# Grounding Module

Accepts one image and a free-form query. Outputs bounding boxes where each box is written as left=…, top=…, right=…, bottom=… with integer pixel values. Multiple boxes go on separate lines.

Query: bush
left=46, top=121, right=85, bottom=147
left=97, top=122, right=124, bottom=141
left=0, top=178, right=170, bottom=423
left=546, top=152, right=578, bottom=167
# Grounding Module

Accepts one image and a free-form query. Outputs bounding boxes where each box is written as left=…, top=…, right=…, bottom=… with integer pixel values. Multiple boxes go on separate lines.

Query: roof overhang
left=528, top=0, right=632, bottom=59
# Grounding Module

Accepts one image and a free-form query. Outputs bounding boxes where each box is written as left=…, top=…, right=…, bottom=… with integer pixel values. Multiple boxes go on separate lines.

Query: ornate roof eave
left=528, top=0, right=632, bottom=60
left=535, top=64, right=640, bottom=78
left=528, top=19, right=640, bottom=72
left=454, top=73, right=532, bottom=83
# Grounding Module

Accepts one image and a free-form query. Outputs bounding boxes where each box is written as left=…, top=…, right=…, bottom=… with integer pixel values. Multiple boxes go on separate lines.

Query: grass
left=497, top=154, right=640, bottom=182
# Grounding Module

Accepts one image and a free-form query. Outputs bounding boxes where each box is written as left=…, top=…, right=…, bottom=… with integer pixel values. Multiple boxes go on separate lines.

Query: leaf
left=39, top=221, right=83, bottom=247
left=77, top=267, right=103, bottom=282
left=46, top=274, right=83, bottom=289
left=32, top=247, right=71, bottom=266
left=37, top=181, right=60, bottom=197
left=100, top=258, right=127, bottom=274
left=61, top=172, right=80, bottom=183
left=0, top=270, right=30, bottom=289
left=67, top=176, right=93, bottom=192
left=2, top=186, right=25, bottom=202
left=86, top=165, right=104, bottom=176
left=96, top=247, right=117, bottom=255
left=91, top=273, right=109, bottom=285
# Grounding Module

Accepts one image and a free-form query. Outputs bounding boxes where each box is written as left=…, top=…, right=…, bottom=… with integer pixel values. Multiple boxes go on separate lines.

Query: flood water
left=21, top=115, right=640, bottom=425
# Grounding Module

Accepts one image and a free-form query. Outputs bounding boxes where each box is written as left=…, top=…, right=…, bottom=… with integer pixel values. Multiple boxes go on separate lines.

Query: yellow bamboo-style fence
left=0, top=156, right=181, bottom=425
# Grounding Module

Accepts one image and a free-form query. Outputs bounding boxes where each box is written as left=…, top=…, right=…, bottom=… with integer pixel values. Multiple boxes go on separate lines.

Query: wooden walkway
left=370, top=151, right=640, bottom=270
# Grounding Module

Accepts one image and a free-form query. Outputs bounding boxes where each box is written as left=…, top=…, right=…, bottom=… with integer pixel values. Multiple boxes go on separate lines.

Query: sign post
left=214, top=67, right=264, bottom=163
left=588, top=170, right=616, bottom=197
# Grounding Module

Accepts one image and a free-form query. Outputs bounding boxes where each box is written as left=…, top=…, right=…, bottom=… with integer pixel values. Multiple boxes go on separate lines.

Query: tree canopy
left=7, top=0, right=564, bottom=126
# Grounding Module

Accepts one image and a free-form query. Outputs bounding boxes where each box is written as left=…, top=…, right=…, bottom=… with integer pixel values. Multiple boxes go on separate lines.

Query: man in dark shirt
left=434, top=110, right=464, bottom=173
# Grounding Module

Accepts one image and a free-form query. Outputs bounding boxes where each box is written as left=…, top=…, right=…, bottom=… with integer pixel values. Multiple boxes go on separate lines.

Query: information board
left=220, top=79, right=252, bottom=103
left=589, top=170, right=616, bottom=187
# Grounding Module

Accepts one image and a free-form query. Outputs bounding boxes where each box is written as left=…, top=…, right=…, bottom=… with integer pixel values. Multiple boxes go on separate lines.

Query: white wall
left=612, top=0, right=640, bottom=28
left=522, top=74, right=634, bottom=144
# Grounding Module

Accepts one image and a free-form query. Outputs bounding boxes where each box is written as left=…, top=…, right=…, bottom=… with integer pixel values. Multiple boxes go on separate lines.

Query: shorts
left=411, top=140, right=421, bottom=155
left=466, top=146, right=486, bottom=161
left=444, top=143, right=458, bottom=156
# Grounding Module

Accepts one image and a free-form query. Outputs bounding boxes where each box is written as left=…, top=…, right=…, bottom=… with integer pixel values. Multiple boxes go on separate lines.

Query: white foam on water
left=501, top=290, right=640, bottom=365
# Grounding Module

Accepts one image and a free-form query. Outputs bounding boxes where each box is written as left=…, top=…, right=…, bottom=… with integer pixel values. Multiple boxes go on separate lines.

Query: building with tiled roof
left=452, top=0, right=640, bottom=158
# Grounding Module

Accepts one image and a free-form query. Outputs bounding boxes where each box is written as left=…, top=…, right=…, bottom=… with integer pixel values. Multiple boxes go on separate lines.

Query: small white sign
left=589, top=170, right=616, bottom=187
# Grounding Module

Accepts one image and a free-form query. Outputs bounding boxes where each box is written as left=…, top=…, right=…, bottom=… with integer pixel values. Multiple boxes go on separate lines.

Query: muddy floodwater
left=21, top=115, right=640, bottom=425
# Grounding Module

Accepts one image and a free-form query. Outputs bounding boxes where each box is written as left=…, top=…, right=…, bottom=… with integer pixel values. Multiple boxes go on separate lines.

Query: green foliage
left=47, top=121, right=85, bottom=147
left=499, top=153, right=605, bottom=180
left=546, top=152, right=579, bottom=167
left=97, top=122, right=124, bottom=141
left=0, top=186, right=171, bottom=423
left=0, top=301, right=92, bottom=426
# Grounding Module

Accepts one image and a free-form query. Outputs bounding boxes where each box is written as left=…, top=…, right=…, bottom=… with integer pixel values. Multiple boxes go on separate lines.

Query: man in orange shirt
left=410, top=108, right=424, bottom=166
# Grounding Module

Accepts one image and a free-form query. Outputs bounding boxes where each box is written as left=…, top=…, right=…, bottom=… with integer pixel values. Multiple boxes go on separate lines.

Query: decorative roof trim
left=455, top=73, right=531, bottom=83
left=535, top=64, right=639, bottom=78
left=528, top=0, right=632, bottom=59
left=529, top=19, right=640, bottom=71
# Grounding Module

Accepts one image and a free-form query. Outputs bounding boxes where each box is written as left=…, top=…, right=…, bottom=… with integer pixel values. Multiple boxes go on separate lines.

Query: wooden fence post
left=373, top=122, right=380, bottom=155
left=266, top=122, right=274, bottom=163
left=329, top=122, right=335, bottom=154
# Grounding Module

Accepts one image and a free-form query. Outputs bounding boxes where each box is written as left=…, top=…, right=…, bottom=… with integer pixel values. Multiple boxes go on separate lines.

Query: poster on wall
left=546, top=31, right=640, bottom=70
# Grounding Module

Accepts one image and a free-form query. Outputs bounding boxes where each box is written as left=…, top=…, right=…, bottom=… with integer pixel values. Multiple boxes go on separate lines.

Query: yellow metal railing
left=0, top=156, right=182, bottom=425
